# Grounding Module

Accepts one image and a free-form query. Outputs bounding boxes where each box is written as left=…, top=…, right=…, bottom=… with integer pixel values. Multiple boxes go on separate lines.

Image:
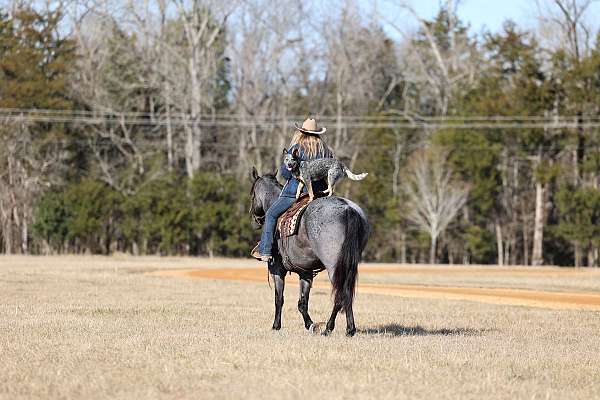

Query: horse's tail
left=333, top=207, right=367, bottom=312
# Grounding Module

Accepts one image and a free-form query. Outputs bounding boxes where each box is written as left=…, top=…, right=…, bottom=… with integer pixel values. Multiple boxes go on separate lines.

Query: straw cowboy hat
left=294, top=118, right=327, bottom=135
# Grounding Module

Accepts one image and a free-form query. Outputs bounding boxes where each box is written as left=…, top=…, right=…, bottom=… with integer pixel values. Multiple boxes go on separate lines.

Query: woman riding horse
left=250, top=117, right=369, bottom=336
left=251, top=118, right=333, bottom=262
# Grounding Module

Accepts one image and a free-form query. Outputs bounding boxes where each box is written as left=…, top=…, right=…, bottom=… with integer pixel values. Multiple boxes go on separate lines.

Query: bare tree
left=323, top=3, right=401, bottom=149
left=71, top=0, right=237, bottom=182
left=69, top=11, right=152, bottom=194
left=381, top=0, right=479, bottom=116
left=228, top=0, right=303, bottom=175
left=535, top=0, right=598, bottom=60
left=403, top=147, right=469, bottom=264
left=0, top=119, right=65, bottom=254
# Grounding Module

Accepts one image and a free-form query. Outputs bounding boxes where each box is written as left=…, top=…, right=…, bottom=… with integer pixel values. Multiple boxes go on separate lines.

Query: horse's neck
left=263, top=184, right=281, bottom=211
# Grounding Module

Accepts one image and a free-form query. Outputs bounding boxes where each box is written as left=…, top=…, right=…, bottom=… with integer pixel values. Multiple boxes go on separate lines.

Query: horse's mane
left=261, top=173, right=282, bottom=189
left=250, top=173, right=282, bottom=195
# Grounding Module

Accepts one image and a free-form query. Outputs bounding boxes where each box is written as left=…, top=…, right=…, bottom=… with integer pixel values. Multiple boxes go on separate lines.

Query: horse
left=250, top=167, right=370, bottom=336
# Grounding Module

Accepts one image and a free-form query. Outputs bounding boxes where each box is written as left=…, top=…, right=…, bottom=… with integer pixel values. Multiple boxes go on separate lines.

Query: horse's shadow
left=359, top=324, right=490, bottom=337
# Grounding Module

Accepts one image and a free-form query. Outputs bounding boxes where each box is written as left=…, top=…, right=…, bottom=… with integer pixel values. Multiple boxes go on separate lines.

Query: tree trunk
left=574, top=242, right=581, bottom=267
left=430, top=234, right=437, bottom=265
left=335, top=87, right=343, bottom=149
left=522, top=218, right=529, bottom=266
left=190, top=42, right=202, bottom=172
left=21, top=209, right=28, bottom=255
left=392, top=130, right=402, bottom=197
left=589, top=246, right=599, bottom=268
left=531, top=180, right=545, bottom=266
left=3, top=221, right=11, bottom=255
left=495, top=220, right=503, bottom=266
left=166, top=105, right=174, bottom=173
left=192, top=121, right=202, bottom=172
left=185, top=124, right=194, bottom=178
left=400, top=231, right=407, bottom=264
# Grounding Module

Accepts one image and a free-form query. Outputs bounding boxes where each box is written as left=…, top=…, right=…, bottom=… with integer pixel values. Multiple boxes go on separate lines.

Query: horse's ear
left=251, top=166, right=259, bottom=181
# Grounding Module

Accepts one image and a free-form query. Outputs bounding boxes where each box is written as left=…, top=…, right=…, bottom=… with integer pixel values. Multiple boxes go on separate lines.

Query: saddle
left=277, top=193, right=324, bottom=237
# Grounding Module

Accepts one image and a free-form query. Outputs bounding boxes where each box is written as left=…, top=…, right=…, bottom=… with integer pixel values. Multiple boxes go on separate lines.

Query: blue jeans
left=259, top=196, right=296, bottom=256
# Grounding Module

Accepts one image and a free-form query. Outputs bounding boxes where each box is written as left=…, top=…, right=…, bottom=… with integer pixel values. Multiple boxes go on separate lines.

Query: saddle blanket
left=277, top=193, right=323, bottom=237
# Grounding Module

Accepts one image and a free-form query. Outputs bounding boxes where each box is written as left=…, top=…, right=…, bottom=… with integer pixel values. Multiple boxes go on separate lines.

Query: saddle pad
left=277, top=193, right=321, bottom=237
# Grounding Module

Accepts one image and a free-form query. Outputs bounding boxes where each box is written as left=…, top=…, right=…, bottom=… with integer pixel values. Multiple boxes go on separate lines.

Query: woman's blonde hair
left=290, top=131, right=332, bottom=159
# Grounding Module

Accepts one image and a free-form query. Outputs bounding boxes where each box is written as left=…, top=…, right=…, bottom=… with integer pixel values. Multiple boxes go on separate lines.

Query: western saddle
left=277, top=193, right=323, bottom=237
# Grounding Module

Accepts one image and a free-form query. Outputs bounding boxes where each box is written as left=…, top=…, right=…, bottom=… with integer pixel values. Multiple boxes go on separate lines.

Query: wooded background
left=1, top=0, right=599, bottom=266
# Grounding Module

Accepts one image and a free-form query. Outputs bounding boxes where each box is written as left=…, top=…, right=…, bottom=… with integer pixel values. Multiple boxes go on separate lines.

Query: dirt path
left=148, top=267, right=600, bottom=311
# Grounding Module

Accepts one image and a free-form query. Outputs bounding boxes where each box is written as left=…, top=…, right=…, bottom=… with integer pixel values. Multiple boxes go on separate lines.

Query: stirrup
left=251, top=244, right=272, bottom=262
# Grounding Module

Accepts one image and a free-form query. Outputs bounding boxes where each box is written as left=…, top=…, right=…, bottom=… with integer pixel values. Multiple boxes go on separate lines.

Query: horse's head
left=249, top=167, right=281, bottom=230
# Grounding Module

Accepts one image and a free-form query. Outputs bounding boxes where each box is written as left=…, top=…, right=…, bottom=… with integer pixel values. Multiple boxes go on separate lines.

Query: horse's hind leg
left=344, top=302, right=356, bottom=337
left=297, top=275, right=314, bottom=330
left=272, top=272, right=285, bottom=330
left=322, top=303, right=342, bottom=336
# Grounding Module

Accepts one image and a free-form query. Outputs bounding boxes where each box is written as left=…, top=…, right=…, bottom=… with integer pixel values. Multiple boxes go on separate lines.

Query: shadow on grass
left=359, top=324, right=490, bottom=337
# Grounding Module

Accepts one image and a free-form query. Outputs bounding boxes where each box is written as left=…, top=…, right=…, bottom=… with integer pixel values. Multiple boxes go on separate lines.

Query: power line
left=3, top=108, right=600, bottom=130
left=2, top=108, right=600, bottom=121
left=3, top=139, right=600, bottom=151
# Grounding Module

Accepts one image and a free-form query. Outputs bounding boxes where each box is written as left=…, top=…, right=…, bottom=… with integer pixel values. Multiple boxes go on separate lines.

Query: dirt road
left=149, top=265, right=600, bottom=311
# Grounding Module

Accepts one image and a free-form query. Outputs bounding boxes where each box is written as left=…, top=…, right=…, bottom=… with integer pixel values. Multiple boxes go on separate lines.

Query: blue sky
left=407, top=0, right=535, bottom=32
left=362, top=0, right=600, bottom=36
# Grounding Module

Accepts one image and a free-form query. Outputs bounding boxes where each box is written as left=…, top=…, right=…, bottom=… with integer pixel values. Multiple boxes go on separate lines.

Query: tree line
left=0, top=0, right=599, bottom=266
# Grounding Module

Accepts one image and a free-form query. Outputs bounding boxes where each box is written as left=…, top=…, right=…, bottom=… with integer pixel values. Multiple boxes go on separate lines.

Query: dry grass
left=1, top=256, right=600, bottom=399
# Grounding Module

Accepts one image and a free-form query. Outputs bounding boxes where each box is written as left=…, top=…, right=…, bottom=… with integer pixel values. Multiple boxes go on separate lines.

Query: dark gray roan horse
left=250, top=167, right=370, bottom=336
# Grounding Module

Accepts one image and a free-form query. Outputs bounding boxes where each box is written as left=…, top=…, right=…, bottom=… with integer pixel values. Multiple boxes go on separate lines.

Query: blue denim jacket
left=279, top=144, right=333, bottom=198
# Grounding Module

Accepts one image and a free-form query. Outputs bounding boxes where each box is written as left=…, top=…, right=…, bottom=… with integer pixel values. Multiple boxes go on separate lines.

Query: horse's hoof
left=272, top=325, right=281, bottom=331
left=346, top=329, right=356, bottom=337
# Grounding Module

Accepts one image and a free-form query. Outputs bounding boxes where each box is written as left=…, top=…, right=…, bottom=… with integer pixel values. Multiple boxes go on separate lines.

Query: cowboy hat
left=294, top=118, right=326, bottom=135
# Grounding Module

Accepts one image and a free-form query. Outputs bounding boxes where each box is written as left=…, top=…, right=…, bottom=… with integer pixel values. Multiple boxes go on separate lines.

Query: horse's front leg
left=297, top=274, right=314, bottom=330
left=272, top=272, right=285, bottom=330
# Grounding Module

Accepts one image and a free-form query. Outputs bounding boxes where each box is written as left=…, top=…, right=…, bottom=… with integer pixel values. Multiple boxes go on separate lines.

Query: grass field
left=1, top=255, right=600, bottom=399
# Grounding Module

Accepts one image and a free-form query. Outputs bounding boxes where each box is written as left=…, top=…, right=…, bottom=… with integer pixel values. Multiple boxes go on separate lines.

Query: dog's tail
left=344, top=167, right=368, bottom=181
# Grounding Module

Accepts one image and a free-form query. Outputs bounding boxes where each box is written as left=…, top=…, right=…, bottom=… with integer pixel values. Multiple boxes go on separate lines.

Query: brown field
left=1, top=256, right=600, bottom=399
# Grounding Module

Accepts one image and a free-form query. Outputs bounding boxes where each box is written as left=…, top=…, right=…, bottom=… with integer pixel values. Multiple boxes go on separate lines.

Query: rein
left=249, top=174, right=281, bottom=227
left=249, top=177, right=266, bottom=227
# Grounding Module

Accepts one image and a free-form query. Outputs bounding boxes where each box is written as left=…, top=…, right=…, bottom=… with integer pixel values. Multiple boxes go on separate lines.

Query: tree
left=461, top=23, right=556, bottom=266
left=403, top=147, right=469, bottom=264
left=0, top=7, right=76, bottom=254
left=383, top=1, right=480, bottom=116
left=162, top=0, right=234, bottom=177
left=228, top=0, right=304, bottom=175
left=434, top=130, right=502, bottom=264
left=556, top=186, right=600, bottom=266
